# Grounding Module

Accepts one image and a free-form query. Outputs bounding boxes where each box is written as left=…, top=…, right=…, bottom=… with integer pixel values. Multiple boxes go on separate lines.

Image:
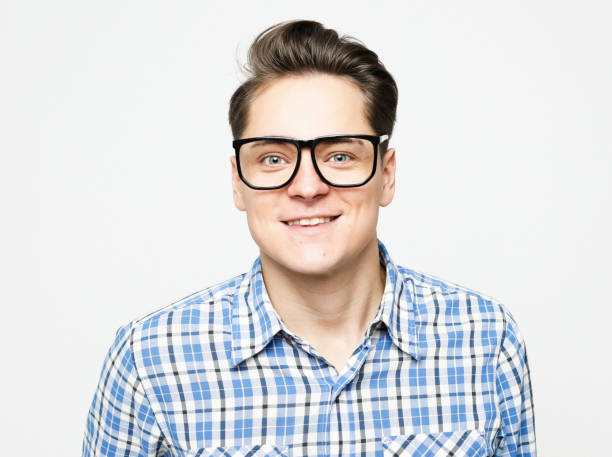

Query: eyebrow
left=249, top=139, right=294, bottom=148
left=317, top=137, right=360, bottom=145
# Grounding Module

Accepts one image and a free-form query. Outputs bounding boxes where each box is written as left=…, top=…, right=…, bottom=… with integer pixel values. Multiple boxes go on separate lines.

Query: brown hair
left=228, top=20, right=398, bottom=152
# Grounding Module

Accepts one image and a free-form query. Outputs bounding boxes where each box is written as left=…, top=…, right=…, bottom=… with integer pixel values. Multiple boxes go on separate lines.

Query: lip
left=281, top=214, right=341, bottom=234
left=281, top=214, right=341, bottom=224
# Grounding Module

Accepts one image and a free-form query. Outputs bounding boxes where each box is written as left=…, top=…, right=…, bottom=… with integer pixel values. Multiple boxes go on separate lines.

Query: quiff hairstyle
left=228, top=20, right=398, bottom=153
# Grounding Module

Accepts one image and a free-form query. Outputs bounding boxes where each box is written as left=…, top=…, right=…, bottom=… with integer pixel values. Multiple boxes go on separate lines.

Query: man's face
left=231, top=73, right=396, bottom=277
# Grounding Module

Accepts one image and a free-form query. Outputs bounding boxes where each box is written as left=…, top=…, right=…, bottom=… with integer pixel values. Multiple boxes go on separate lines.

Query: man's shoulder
left=396, top=264, right=519, bottom=330
left=117, top=272, right=247, bottom=341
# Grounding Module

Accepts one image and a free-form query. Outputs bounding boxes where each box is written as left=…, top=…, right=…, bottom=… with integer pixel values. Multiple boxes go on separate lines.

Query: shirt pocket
left=382, top=430, right=487, bottom=457
left=184, top=443, right=290, bottom=457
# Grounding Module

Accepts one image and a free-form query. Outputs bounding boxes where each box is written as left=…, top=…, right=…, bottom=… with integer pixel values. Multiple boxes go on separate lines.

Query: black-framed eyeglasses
left=232, top=134, right=389, bottom=190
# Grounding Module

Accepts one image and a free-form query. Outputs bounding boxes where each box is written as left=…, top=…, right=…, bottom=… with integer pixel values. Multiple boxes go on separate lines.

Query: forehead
left=243, top=73, right=374, bottom=139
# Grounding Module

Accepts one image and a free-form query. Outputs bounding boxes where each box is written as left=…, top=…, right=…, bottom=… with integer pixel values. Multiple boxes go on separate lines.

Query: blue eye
left=329, top=153, right=351, bottom=163
left=262, top=155, right=286, bottom=165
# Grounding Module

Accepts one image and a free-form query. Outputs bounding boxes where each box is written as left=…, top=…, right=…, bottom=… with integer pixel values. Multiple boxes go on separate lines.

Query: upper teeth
left=287, top=217, right=333, bottom=226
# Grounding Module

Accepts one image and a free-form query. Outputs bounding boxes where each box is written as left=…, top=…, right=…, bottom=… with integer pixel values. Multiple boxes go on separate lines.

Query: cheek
left=243, top=193, right=279, bottom=228
left=342, top=183, right=382, bottom=215
left=348, top=187, right=383, bottom=230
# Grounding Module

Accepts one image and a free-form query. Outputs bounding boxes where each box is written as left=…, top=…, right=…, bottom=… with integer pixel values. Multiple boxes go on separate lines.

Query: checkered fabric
left=82, top=240, right=536, bottom=456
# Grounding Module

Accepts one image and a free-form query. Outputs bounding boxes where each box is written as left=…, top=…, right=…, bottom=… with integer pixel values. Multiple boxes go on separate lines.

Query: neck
left=259, top=237, right=386, bottom=346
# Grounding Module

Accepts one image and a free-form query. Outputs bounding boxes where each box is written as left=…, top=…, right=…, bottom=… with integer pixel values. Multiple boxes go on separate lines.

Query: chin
left=280, top=259, right=340, bottom=278
left=264, top=243, right=345, bottom=277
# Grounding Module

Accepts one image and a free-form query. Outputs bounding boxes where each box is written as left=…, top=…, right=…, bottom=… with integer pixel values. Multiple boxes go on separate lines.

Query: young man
left=83, top=20, right=536, bottom=457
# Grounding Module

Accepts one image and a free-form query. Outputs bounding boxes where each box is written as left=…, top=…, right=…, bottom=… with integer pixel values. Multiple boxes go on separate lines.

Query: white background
left=1, top=1, right=610, bottom=455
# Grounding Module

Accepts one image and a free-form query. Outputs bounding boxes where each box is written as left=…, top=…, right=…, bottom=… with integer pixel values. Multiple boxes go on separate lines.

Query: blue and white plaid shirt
left=83, top=240, right=536, bottom=457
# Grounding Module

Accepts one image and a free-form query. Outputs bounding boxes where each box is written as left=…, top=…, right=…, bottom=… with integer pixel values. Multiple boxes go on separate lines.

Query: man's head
left=228, top=20, right=398, bottom=278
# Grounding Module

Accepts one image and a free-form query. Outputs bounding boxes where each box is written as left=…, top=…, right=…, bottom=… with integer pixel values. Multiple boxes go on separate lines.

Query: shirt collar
left=230, top=239, right=421, bottom=367
left=375, top=240, right=421, bottom=360
left=230, top=257, right=284, bottom=367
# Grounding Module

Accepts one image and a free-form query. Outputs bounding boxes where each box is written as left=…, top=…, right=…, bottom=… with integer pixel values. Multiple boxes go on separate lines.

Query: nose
left=286, top=148, right=330, bottom=199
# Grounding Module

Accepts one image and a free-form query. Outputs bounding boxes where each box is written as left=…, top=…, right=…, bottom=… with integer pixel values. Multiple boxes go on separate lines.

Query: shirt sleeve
left=494, top=312, right=537, bottom=456
left=82, top=323, right=168, bottom=457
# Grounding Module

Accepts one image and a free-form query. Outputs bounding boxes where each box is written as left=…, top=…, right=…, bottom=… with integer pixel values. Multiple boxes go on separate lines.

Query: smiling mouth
left=282, top=215, right=340, bottom=227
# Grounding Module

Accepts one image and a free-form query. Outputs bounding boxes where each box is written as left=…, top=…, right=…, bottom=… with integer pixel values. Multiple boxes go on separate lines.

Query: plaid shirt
left=82, top=240, right=536, bottom=457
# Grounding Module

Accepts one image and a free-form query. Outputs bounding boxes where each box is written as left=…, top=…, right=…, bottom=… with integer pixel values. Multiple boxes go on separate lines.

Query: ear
left=379, top=147, right=396, bottom=207
left=230, top=156, right=246, bottom=211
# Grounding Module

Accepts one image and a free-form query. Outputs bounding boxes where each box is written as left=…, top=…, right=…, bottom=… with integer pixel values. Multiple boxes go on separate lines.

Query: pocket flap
left=187, top=443, right=289, bottom=457
left=382, top=430, right=486, bottom=457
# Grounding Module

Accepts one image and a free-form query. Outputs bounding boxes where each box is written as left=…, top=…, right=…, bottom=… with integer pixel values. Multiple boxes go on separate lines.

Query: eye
left=262, top=155, right=286, bottom=166
left=329, top=153, right=351, bottom=163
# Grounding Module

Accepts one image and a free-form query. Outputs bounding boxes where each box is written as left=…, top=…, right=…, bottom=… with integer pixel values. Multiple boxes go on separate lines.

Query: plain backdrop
left=1, top=1, right=611, bottom=455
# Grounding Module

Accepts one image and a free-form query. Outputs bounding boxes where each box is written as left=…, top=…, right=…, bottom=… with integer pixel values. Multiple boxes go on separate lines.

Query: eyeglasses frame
left=232, top=133, right=389, bottom=190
